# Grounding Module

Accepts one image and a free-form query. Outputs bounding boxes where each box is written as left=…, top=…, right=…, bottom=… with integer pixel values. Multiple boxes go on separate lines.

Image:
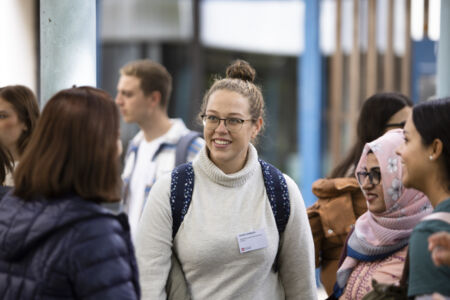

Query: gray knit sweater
left=135, top=144, right=317, bottom=299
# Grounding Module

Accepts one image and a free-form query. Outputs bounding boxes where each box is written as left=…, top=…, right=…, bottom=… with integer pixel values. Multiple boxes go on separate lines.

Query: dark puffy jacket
left=0, top=186, right=11, bottom=200
left=0, top=192, right=140, bottom=299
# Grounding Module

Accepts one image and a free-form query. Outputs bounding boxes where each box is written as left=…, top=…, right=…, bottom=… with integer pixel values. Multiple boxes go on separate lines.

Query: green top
left=408, top=198, right=450, bottom=297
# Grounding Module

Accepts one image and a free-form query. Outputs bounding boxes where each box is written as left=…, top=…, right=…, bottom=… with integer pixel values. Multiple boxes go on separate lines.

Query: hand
left=432, top=292, right=446, bottom=300
left=428, top=231, right=450, bottom=267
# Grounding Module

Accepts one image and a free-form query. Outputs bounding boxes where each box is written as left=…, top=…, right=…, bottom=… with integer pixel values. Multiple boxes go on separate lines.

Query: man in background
left=116, top=59, right=204, bottom=236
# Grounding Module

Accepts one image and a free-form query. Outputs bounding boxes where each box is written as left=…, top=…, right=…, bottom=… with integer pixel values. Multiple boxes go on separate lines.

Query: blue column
left=40, top=0, right=97, bottom=106
left=437, top=0, right=450, bottom=98
left=298, top=0, right=322, bottom=207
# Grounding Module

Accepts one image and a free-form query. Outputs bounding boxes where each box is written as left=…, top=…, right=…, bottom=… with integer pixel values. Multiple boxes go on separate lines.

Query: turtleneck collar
left=194, top=144, right=259, bottom=188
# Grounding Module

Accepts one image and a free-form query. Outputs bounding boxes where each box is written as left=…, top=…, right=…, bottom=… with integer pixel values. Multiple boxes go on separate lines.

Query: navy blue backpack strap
left=259, top=159, right=290, bottom=234
left=175, top=131, right=202, bottom=166
left=259, top=159, right=290, bottom=272
left=170, top=159, right=290, bottom=272
left=170, top=162, right=195, bottom=239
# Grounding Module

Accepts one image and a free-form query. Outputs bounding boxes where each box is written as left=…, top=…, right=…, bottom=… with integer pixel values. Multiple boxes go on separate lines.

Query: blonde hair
left=199, top=60, right=265, bottom=134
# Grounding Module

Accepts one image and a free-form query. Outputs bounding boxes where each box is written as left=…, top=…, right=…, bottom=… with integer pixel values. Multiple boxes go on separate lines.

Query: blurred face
left=361, top=153, right=386, bottom=214
left=384, top=106, right=411, bottom=133
left=0, top=97, right=26, bottom=155
left=396, top=115, right=430, bottom=191
left=204, top=90, right=262, bottom=174
left=115, top=75, right=151, bottom=124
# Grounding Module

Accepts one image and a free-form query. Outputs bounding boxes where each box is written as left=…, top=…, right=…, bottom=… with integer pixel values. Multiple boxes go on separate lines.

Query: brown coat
left=307, top=177, right=367, bottom=295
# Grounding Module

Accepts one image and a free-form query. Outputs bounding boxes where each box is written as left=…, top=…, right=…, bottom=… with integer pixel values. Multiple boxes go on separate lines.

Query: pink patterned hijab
left=354, top=128, right=432, bottom=247
left=334, top=129, right=432, bottom=297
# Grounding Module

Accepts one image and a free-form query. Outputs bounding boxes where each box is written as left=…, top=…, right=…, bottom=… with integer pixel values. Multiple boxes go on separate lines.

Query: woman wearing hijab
left=330, top=129, right=432, bottom=300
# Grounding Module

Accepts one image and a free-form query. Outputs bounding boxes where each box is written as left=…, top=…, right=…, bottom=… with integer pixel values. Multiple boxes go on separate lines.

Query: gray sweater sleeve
left=135, top=174, right=173, bottom=300
left=279, top=175, right=318, bottom=299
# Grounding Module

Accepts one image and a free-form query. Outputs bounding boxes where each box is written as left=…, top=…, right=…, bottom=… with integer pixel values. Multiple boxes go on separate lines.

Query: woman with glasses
left=396, top=98, right=450, bottom=298
left=135, top=60, right=316, bottom=299
left=308, top=92, right=413, bottom=294
left=329, top=129, right=431, bottom=300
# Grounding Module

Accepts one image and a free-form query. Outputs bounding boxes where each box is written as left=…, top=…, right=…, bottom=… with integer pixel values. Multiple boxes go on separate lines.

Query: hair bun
left=225, top=60, right=256, bottom=83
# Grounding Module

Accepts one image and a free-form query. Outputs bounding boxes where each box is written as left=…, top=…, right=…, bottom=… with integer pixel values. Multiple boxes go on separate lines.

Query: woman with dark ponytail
left=396, top=98, right=450, bottom=298
left=136, top=60, right=316, bottom=299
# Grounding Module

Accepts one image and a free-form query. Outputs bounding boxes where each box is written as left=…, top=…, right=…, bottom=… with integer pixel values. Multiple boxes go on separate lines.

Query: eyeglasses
left=385, top=121, right=406, bottom=129
left=201, top=114, right=254, bottom=132
left=357, top=169, right=381, bottom=186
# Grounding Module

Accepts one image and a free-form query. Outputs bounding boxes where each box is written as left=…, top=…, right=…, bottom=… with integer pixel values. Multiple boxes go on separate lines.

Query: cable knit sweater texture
left=135, top=144, right=316, bottom=299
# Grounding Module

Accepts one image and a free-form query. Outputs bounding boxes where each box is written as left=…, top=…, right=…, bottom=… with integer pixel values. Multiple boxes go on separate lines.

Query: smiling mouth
left=213, top=139, right=231, bottom=145
left=366, top=194, right=378, bottom=202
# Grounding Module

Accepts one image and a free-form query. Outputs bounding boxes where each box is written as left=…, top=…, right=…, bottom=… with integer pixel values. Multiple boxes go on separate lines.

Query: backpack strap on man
left=175, top=131, right=202, bottom=166
left=258, top=159, right=290, bottom=272
left=170, top=162, right=195, bottom=239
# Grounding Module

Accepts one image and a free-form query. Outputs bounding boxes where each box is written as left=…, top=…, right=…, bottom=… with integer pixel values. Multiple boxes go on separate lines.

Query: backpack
left=169, top=159, right=290, bottom=272
left=174, top=131, right=203, bottom=166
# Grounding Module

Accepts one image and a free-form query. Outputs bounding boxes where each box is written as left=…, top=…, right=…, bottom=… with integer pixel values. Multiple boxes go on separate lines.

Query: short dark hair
left=14, top=87, right=121, bottom=203
left=0, top=85, right=40, bottom=155
left=120, top=59, right=172, bottom=110
left=330, top=92, right=413, bottom=178
left=413, top=98, right=450, bottom=191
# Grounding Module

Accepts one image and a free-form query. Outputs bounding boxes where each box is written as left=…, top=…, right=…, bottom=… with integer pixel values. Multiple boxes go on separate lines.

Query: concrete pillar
left=437, top=0, right=450, bottom=98
left=40, top=0, right=96, bottom=106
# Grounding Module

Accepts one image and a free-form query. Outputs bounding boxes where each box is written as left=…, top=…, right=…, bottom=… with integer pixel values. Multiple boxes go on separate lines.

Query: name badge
left=237, top=229, right=268, bottom=254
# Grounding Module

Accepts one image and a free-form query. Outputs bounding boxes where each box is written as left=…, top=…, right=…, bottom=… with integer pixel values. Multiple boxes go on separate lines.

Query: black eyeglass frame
left=201, top=114, right=255, bottom=132
left=356, top=169, right=381, bottom=186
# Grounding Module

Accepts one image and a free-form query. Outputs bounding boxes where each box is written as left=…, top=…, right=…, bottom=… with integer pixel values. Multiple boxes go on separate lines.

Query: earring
left=429, top=155, right=433, bottom=161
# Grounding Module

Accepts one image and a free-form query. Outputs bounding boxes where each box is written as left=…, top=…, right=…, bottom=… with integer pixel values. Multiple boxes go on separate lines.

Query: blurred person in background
left=396, top=98, right=450, bottom=298
left=0, top=85, right=39, bottom=186
left=0, top=87, right=140, bottom=299
left=329, top=129, right=431, bottom=300
left=308, top=92, right=413, bottom=294
left=116, top=59, right=204, bottom=237
left=135, top=60, right=316, bottom=299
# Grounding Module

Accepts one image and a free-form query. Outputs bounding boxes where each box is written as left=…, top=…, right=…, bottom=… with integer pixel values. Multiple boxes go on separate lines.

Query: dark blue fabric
left=170, top=162, right=195, bottom=239
left=0, top=193, right=140, bottom=300
left=258, top=159, right=290, bottom=235
left=0, top=186, right=11, bottom=200
left=347, top=245, right=400, bottom=262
